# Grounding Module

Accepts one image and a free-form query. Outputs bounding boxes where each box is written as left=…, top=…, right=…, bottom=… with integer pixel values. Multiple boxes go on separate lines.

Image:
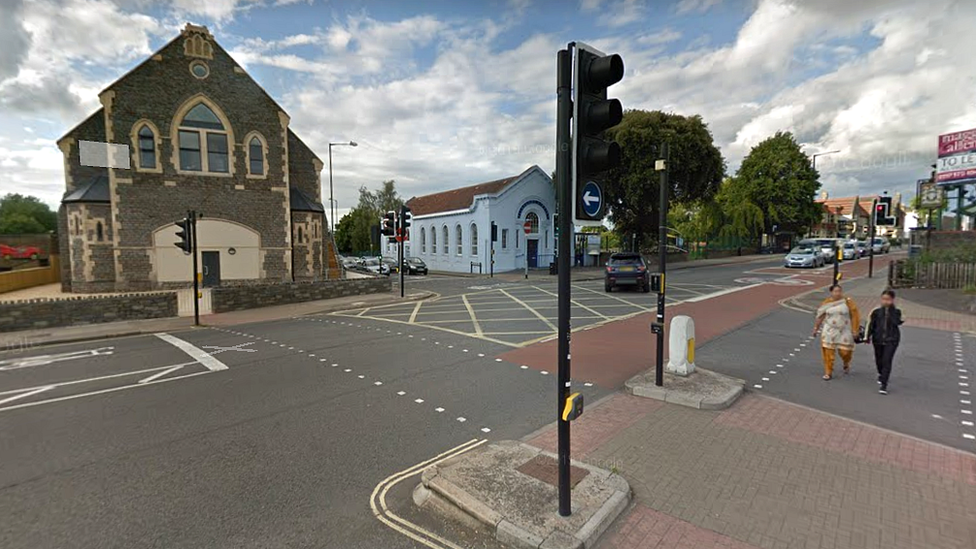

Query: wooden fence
left=0, top=256, right=61, bottom=295
left=889, top=260, right=976, bottom=289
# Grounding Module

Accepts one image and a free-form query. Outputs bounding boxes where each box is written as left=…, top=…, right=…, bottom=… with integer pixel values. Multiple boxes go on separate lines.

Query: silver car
left=841, top=241, right=859, bottom=260
left=785, top=247, right=823, bottom=268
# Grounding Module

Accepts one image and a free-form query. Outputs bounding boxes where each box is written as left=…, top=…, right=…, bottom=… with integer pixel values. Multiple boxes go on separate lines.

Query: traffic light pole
left=655, top=144, right=668, bottom=388
left=190, top=210, right=200, bottom=326
left=555, top=46, right=573, bottom=518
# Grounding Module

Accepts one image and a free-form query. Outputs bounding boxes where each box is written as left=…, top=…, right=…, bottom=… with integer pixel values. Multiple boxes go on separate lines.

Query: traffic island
left=413, top=440, right=630, bottom=549
left=624, top=367, right=745, bottom=410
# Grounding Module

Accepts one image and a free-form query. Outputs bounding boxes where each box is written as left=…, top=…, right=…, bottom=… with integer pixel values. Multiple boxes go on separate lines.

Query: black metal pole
left=490, top=238, right=494, bottom=278
left=655, top=143, right=668, bottom=387
left=398, top=209, right=405, bottom=298
left=190, top=210, right=200, bottom=326
left=868, top=200, right=876, bottom=279
left=555, top=46, right=573, bottom=518
left=833, top=242, right=840, bottom=284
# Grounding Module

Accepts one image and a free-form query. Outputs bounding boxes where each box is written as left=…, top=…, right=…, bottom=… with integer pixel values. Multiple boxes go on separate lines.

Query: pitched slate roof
left=406, top=166, right=537, bottom=216
left=62, top=174, right=110, bottom=203
left=290, top=186, right=325, bottom=213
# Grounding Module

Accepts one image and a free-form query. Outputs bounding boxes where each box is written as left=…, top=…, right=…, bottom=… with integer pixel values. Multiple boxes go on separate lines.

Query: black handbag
left=854, top=324, right=866, bottom=344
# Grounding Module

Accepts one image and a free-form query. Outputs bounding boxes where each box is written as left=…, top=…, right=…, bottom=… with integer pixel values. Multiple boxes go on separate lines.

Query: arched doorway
left=152, top=219, right=260, bottom=285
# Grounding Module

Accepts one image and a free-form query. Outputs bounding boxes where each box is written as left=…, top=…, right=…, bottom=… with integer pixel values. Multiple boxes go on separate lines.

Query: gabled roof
left=406, top=166, right=542, bottom=216
left=290, top=186, right=325, bottom=213
left=62, top=174, right=110, bottom=203
left=818, top=195, right=877, bottom=217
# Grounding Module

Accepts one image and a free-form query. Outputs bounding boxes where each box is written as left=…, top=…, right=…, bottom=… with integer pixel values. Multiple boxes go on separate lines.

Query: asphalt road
left=697, top=306, right=976, bottom=452
left=0, top=314, right=611, bottom=549
left=2, top=254, right=924, bottom=549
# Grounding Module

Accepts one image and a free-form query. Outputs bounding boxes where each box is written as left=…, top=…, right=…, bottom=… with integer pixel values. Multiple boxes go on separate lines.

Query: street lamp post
left=328, top=141, right=358, bottom=234
left=811, top=149, right=841, bottom=172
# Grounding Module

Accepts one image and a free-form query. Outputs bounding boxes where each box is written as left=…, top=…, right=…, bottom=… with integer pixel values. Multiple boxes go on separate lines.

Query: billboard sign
left=936, top=128, right=976, bottom=185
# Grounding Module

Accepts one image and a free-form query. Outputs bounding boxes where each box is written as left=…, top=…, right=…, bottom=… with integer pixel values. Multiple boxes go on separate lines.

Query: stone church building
left=58, top=24, right=340, bottom=293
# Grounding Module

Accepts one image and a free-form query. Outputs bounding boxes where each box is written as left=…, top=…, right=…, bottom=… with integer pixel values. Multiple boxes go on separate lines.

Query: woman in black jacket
left=865, top=289, right=904, bottom=395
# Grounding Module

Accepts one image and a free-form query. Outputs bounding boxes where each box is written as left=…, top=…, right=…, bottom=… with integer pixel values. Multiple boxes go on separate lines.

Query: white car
left=841, top=241, right=859, bottom=260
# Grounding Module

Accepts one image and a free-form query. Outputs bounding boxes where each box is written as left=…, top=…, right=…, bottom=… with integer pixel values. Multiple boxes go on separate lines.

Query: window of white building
left=471, top=223, right=478, bottom=255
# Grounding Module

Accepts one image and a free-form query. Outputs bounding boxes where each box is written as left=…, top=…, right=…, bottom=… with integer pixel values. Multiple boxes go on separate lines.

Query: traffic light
left=573, top=42, right=624, bottom=226
left=399, top=205, right=412, bottom=241
left=875, top=196, right=894, bottom=226
left=381, top=210, right=396, bottom=236
left=174, top=217, right=193, bottom=255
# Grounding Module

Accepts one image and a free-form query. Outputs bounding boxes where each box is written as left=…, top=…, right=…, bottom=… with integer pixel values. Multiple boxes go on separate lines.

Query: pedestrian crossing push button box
left=651, top=273, right=664, bottom=293
left=562, top=392, right=584, bottom=422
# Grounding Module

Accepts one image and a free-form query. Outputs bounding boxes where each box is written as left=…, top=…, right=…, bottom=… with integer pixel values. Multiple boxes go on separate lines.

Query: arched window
left=456, top=224, right=463, bottom=255
left=471, top=223, right=478, bottom=255
left=96, top=222, right=104, bottom=242
left=442, top=225, right=449, bottom=254
left=421, top=227, right=426, bottom=253
left=297, top=226, right=304, bottom=244
left=178, top=103, right=228, bottom=173
left=247, top=134, right=266, bottom=176
left=525, top=212, right=540, bottom=234
left=430, top=226, right=436, bottom=254
left=137, top=125, right=156, bottom=169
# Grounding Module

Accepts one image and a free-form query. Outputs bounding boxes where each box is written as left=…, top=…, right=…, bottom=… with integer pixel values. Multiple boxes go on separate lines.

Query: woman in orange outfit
left=813, top=284, right=860, bottom=380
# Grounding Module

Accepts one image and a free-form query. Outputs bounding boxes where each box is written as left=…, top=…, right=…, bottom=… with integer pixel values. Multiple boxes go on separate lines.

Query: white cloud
left=676, top=0, right=723, bottom=14
left=3, top=0, right=976, bottom=212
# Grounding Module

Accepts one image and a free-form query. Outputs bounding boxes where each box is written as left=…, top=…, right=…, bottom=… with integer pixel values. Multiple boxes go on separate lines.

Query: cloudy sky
left=1, top=0, right=973, bottom=219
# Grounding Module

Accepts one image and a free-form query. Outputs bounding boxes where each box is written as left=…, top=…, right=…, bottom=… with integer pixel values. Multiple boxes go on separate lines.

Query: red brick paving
left=524, top=394, right=661, bottom=458
left=501, top=255, right=900, bottom=388
left=716, top=395, right=976, bottom=485
left=609, top=504, right=761, bottom=549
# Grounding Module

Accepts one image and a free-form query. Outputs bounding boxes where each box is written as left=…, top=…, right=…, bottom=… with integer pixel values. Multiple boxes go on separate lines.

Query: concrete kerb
left=624, top=367, right=745, bottom=410
left=417, top=441, right=631, bottom=549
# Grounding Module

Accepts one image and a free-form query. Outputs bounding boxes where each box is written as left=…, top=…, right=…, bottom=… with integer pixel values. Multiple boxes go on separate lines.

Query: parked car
left=341, top=257, right=359, bottom=270
left=841, top=241, right=859, bottom=260
left=605, top=252, right=650, bottom=293
left=0, top=244, right=41, bottom=260
left=784, top=246, right=824, bottom=268
left=362, top=258, right=390, bottom=276
left=381, top=257, right=399, bottom=274
left=872, top=237, right=890, bottom=254
left=856, top=241, right=870, bottom=258
left=403, top=257, right=428, bottom=275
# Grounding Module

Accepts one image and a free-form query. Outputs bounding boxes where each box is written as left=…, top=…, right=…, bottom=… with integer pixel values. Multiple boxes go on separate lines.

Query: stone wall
left=211, top=277, right=390, bottom=313
left=0, top=293, right=177, bottom=333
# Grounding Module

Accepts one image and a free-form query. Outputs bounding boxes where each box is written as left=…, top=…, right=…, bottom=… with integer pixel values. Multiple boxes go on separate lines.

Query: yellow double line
left=369, top=438, right=487, bottom=549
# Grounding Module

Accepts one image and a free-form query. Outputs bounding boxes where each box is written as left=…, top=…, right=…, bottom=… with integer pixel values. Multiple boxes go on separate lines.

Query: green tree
left=732, top=132, right=820, bottom=236
left=0, top=212, right=47, bottom=234
left=604, top=110, right=726, bottom=248
left=334, top=180, right=403, bottom=254
left=0, top=194, right=57, bottom=234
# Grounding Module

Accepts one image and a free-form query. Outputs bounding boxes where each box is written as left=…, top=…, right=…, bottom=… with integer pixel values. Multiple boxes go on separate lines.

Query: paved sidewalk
left=525, top=393, right=976, bottom=549
left=0, top=289, right=433, bottom=349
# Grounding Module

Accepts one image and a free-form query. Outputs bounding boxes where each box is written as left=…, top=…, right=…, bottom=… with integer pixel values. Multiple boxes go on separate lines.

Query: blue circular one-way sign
left=581, top=181, right=602, bottom=217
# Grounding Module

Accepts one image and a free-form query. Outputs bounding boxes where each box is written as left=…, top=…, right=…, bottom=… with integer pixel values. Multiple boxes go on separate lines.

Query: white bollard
left=666, top=315, right=696, bottom=376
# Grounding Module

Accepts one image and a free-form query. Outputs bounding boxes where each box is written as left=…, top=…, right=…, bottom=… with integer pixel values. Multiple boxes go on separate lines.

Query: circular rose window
left=190, top=61, right=210, bottom=79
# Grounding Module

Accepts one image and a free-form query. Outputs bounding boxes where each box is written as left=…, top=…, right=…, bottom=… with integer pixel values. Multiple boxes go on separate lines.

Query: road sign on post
left=572, top=42, right=624, bottom=226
